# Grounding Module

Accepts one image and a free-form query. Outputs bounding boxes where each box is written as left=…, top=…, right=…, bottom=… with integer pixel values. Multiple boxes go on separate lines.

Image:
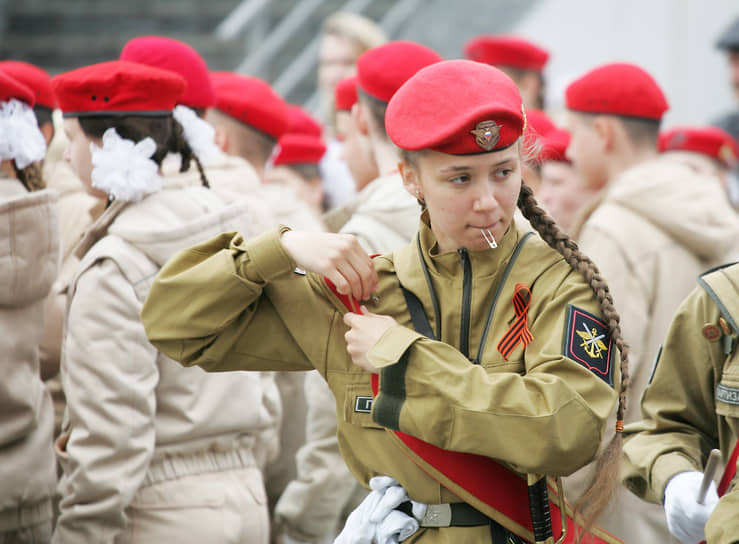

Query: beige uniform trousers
left=115, top=449, right=268, bottom=544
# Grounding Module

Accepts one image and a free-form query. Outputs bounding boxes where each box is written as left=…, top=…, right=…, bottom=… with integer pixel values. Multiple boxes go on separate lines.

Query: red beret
left=0, top=70, right=35, bottom=106
left=287, top=104, right=323, bottom=137
left=523, top=109, right=558, bottom=162
left=52, top=61, right=185, bottom=117
left=566, top=62, right=668, bottom=120
left=386, top=59, right=524, bottom=155
left=658, top=126, right=738, bottom=168
left=120, top=36, right=215, bottom=109
left=0, top=61, right=55, bottom=108
left=334, top=75, right=358, bottom=112
left=210, top=71, right=289, bottom=140
left=464, top=35, right=549, bottom=72
left=539, top=128, right=570, bottom=163
left=273, top=134, right=327, bottom=166
left=357, top=41, right=442, bottom=103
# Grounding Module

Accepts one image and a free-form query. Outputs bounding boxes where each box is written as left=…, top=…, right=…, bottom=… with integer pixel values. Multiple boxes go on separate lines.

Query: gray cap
left=717, top=16, right=739, bottom=50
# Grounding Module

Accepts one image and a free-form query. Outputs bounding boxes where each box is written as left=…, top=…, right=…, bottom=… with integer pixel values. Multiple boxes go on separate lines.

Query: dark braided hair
left=78, top=115, right=211, bottom=189
left=517, top=181, right=630, bottom=539
left=13, top=161, right=45, bottom=192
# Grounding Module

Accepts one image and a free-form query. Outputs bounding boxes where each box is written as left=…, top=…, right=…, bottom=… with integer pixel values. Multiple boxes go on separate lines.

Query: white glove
left=664, top=471, right=719, bottom=544
left=375, top=510, right=419, bottom=544
left=333, top=487, right=384, bottom=544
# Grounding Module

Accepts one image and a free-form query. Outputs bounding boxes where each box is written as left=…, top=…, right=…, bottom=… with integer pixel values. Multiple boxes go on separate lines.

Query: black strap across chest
left=400, top=231, right=534, bottom=364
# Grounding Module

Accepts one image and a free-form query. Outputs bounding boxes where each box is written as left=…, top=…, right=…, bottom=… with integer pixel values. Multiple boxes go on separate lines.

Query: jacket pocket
left=343, top=383, right=384, bottom=430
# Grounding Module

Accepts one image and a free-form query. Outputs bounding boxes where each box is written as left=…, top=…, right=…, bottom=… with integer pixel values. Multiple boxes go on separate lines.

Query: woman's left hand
left=343, top=307, right=398, bottom=372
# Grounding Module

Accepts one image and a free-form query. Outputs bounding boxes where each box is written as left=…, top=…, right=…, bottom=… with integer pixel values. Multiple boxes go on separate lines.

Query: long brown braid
left=14, top=162, right=45, bottom=192
left=517, top=181, right=630, bottom=539
left=171, top=118, right=210, bottom=189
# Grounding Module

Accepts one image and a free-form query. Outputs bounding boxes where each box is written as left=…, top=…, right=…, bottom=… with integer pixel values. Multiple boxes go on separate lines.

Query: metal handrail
left=235, top=0, right=324, bottom=75
left=272, top=0, right=375, bottom=97
left=214, top=0, right=271, bottom=40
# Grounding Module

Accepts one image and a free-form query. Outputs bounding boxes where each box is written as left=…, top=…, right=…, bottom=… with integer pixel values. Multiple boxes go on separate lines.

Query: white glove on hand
left=664, top=471, right=719, bottom=544
left=334, top=476, right=424, bottom=544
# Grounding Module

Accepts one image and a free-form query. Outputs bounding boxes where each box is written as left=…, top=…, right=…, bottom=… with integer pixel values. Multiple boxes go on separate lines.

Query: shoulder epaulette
left=697, top=262, right=739, bottom=354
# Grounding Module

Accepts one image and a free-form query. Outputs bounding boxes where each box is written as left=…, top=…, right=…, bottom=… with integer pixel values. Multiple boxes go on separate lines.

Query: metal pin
left=480, top=229, right=497, bottom=249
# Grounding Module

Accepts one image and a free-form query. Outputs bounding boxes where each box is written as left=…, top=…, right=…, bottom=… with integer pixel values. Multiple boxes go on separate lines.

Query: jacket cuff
left=652, top=452, right=701, bottom=502
left=234, top=226, right=296, bottom=283
left=367, top=325, right=423, bottom=369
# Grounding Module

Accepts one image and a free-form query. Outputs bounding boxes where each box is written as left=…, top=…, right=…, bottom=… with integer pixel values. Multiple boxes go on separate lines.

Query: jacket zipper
left=458, top=248, right=472, bottom=360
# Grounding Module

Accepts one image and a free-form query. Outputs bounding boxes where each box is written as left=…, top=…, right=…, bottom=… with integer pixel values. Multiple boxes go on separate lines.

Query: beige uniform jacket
left=142, top=216, right=618, bottom=543
left=0, top=179, right=59, bottom=529
left=569, top=156, right=739, bottom=543
left=623, top=264, right=739, bottom=544
left=53, top=171, right=280, bottom=544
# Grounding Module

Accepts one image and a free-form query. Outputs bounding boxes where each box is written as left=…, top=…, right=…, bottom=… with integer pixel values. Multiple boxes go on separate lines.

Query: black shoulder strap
left=400, top=286, right=436, bottom=340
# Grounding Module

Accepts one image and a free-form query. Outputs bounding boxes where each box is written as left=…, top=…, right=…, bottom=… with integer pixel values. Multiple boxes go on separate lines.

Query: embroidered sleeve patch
left=563, top=305, right=613, bottom=386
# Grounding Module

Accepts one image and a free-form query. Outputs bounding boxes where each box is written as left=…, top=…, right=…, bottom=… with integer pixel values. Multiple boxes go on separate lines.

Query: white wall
left=511, top=0, right=738, bottom=127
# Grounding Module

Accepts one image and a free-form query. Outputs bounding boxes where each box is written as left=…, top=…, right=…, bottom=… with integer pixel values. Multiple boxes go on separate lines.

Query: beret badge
left=470, top=120, right=501, bottom=151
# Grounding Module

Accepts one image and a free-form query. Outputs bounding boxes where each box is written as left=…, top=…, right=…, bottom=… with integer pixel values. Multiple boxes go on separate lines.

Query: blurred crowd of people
left=1, top=9, right=739, bottom=544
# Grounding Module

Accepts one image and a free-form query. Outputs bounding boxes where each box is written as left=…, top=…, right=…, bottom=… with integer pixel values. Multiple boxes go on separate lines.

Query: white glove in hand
left=375, top=510, right=419, bottom=544
left=664, top=471, right=719, bottom=544
left=333, top=488, right=384, bottom=544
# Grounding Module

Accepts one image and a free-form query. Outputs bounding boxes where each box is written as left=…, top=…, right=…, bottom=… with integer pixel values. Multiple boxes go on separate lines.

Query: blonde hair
left=322, top=12, right=387, bottom=56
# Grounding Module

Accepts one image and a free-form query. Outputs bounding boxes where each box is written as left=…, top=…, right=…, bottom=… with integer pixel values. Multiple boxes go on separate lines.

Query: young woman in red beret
left=0, top=69, right=58, bottom=544
left=142, top=59, right=629, bottom=544
left=50, top=60, right=279, bottom=544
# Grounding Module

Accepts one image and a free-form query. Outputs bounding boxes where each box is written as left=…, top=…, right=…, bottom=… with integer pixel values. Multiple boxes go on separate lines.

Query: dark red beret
left=357, top=41, right=442, bottom=103
left=52, top=60, right=186, bottom=117
left=0, top=61, right=55, bottom=108
left=566, top=62, right=668, bottom=120
left=386, top=59, right=524, bottom=155
left=0, top=70, right=35, bottom=106
left=272, top=134, right=327, bottom=166
left=287, top=104, right=323, bottom=137
left=120, top=36, right=215, bottom=109
left=210, top=71, right=289, bottom=140
left=658, top=126, right=738, bottom=168
left=334, top=75, right=358, bottom=112
left=539, top=128, right=570, bottom=163
left=464, top=35, right=549, bottom=72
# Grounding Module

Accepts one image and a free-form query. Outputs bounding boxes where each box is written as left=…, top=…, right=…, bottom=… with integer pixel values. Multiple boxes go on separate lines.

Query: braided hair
left=13, top=161, right=45, bottom=192
left=518, top=181, right=630, bottom=539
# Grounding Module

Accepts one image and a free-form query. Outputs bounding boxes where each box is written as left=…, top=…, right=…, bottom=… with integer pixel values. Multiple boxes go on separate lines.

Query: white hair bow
left=90, top=128, right=161, bottom=202
left=173, top=105, right=222, bottom=166
left=0, top=99, right=47, bottom=169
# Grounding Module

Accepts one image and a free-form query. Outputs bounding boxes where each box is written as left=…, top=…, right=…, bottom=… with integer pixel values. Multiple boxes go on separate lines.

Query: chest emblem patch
left=563, top=305, right=613, bottom=386
left=354, top=396, right=373, bottom=413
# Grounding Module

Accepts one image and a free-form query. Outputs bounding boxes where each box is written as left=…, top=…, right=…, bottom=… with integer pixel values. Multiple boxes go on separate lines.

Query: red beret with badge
left=0, top=70, right=35, bottom=106
left=357, top=41, right=442, bottom=103
left=658, top=126, right=738, bottom=169
left=273, top=134, right=327, bottom=166
left=210, top=71, right=289, bottom=140
left=0, top=61, right=55, bottom=109
left=120, top=36, right=215, bottom=109
left=464, top=35, right=549, bottom=72
left=386, top=59, right=525, bottom=155
left=334, top=75, right=358, bottom=112
left=566, top=62, right=668, bottom=120
left=52, top=60, right=186, bottom=116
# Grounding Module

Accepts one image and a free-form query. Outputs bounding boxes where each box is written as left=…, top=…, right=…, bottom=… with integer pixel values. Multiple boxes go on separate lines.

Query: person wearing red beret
left=50, top=60, right=279, bottom=544
left=563, top=61, right=739, bottom=544
left=464, top=35, right=549, bottom=111
left=0, top=60, right=57, bottom=145
left=533, top=125, right=598, bottom=236
left=265, top=133, right=327, bottom=218
left=0, top=68, right=59, bottom=544
left=658, top=125, right=739, bottom=195
left=141, top=58, right=632, bottom=544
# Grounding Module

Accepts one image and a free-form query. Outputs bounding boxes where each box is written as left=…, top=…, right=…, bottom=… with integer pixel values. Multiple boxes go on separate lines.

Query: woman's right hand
left=280, top=231, right=378, bottom=301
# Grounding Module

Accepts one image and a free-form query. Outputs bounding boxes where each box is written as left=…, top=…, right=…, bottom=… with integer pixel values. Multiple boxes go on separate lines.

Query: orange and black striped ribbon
left=497, top=283, right=533, bottom=360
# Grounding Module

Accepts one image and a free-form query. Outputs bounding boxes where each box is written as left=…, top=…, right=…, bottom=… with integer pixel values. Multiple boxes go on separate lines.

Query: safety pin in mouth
left=480, top=229, right=497, bottom=249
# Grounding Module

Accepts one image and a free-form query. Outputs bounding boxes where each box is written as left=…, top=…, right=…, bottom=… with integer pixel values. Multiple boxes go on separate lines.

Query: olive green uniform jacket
left=142, top=216, right=619, bottom=543
left=623, top=264, right=739, bottom=544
